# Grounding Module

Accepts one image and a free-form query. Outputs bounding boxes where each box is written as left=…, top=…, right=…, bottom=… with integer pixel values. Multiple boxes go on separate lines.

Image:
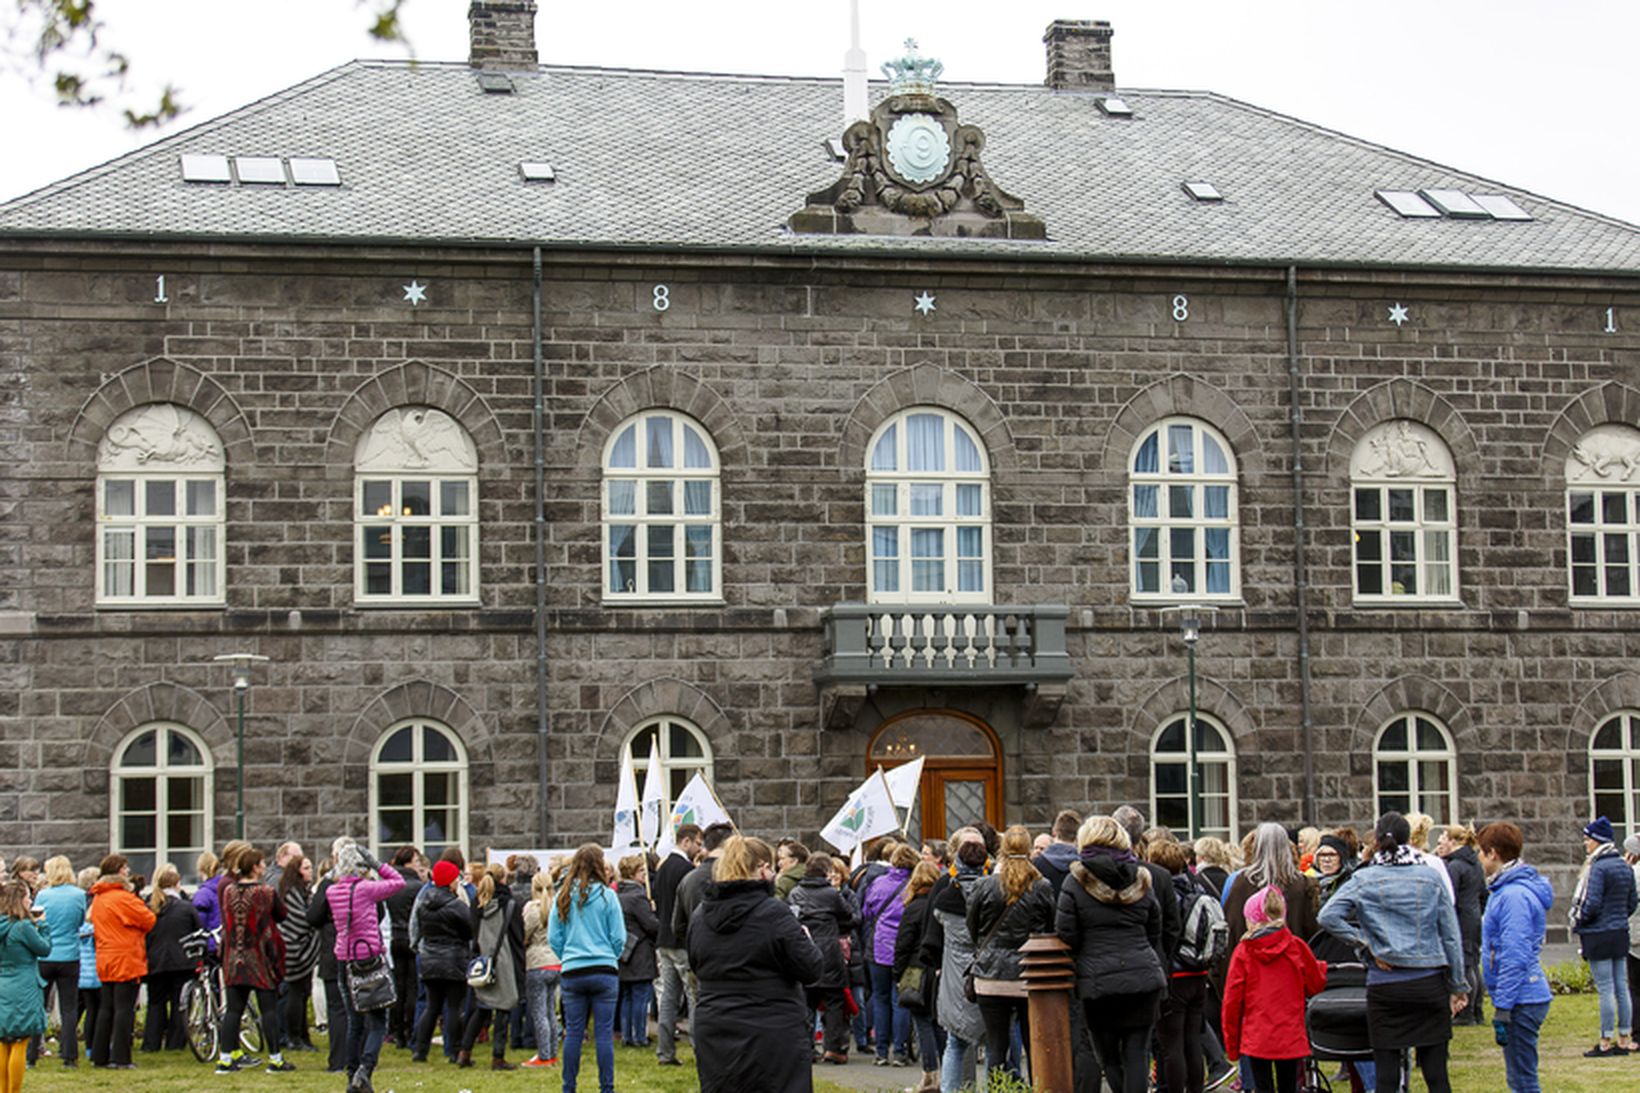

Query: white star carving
left=403, top=280, right=427, bottom=306
left=913, top=291, right=937, bottom=316
left=1387, top=302, right=1409, bottom=326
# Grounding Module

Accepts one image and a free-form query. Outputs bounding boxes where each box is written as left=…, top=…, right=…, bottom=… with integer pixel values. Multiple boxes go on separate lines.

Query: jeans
left=526, top=968, right=561, bottom=1061
left=619, top=980, right=652, bottom=1046
left=221, top=985, right=278, bottom=1061
left=1590, top=955, right=1632, bottom=1038
left=90, top=978, right=139, bottom=1067
left=979, top=995, right=1029, bottom=1083
left=461, top=1005, right=506, bottom=1059
left=283, top=975, right=313, bottom=1048
left=1159, top=975, right=1205, bottom=1093
left=412, top=978, right=462, bottom=1059
left=34, top=962, right=78, bottom=1063
left=341, top=975, right=388, bottom=1079
left=653, top=946, right=691, bottom=1062
left=867, top=961, right=910, bottom=1058
left=321, top=976, right=347, bottom=1072
left=389, top=941, right=417, bottom=1044
left=939, top=1033, right=977, bottom=1093
left=1499, top=1001, right=1549, bottom=1092
left=911, top=1009, right=944, bottom=1076
left=562, top=971, right=618, bottom=1093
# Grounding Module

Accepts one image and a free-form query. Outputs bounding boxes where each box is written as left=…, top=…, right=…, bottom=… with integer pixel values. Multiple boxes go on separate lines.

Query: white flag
left=612, top=748, right=641, bottom=849
left=639, top=745, right=664, bottom=849
left=820, top=768, right=901, bottom=854
left=882, top=757, right=925, bottom=812
left=656, top=772, right=733, bottom=857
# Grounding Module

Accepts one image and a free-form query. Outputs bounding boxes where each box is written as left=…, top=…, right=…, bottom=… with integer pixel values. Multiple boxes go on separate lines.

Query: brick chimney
left=469, top=0, right=538, bottom=70
left=1044, top=20, right=1114, bottom=91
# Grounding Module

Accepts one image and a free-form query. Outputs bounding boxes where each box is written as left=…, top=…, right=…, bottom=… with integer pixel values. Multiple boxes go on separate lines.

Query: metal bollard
left=1020, top=932, right=1075, bottom=1093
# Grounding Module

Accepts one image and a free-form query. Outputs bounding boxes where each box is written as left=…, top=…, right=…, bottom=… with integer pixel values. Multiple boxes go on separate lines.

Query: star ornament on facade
left=1387, top=302, right=1410, bottom=326
left=913, top=291, right=937, bottom=316
left=403, top=280, right=428, bottom=306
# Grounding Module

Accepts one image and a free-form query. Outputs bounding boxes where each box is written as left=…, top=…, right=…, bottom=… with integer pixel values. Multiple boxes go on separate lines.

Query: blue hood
left=1489, top=861, right=1553, bottom=911
left=1040, top=842, right=1079, bottom=871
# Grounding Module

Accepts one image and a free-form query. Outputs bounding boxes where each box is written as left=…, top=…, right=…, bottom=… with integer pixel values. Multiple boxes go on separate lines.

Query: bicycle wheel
left=182, top=978, right=216, bottom=1062
left=241, top=990, right=265, bottom=1053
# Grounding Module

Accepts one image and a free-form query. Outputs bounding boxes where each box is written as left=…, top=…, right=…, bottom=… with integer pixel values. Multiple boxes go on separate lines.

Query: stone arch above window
left=83, top=681, right=232, bottom=778
left=1324, top=379, right=1480, bottom=481
left=1541, top=382, right=1640, bottom=485
left=345, top=680, right=491, bottom=767
left=1130, top=675, right=1257, bottom=747
left=1350, top=675, right=1470, bottom=768
left=575, top=368, right=745, bottom=475
left=68, top=359, right=253, bottom=466
left=1103, top=374, right=1262, bottom=480
left=325, top=362, right=505, bottom=478
left=596, top=678, right=732, bottom=758
left=839, top=364, right=1015, bottom=478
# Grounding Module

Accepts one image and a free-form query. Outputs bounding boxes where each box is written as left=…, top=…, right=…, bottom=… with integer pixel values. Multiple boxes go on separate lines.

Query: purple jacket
left=325, top=864, right=404, bottom=962
left=193, top=875, right=223, bottom=951
left=861, top=866, right=913, bottom=966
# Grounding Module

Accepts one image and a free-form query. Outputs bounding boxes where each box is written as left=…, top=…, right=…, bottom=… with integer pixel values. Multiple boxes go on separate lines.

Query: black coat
left=965, top=874, right=1058, bottom=981
left=670, top=858, right=716, bottom=945
left=145, top=894, right=201, bottom=975
left=1443, top=846, right=1486, bottom=960
left=385, top=878, right=421, bottom=947
left=686, top=879, right=823, bottom=1093
left=617, top=880, right=660, bottom=982
left=893, top=890, right=936, bottom=1015
left=787, top=875, right=857, bottom=993
left=1141, top=859, right=1184, bottom=964
left=304, top=877, right=339, bottom=981
left=653, top=850, right=694, bottom=949
left=1055, top=858, right=1165, bottom=1018
left=416, top=886, right=474, bottom=983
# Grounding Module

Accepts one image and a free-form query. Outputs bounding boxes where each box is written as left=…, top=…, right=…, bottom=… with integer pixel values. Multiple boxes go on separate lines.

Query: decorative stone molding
left=1103, top=375, right=1262, bottom=479
left=1325, top=379, right=1478, bottom=482
left=67, top=359, right=253, bottom=467
left=325, top=362, right=505, bottom=478
left=83, top=681, right=233, bottom=780
left=1540, top=382, right=1640, bottom=485
left=1564, top=672, right=1640, bottom=759
left=595, top=678, right=732, bottom=754
left=838, top=364, right=1015, bottom=477
left=1350, top=676, right=1470, bottom=768
left=574, top=368, right=745, bottom=475
left=97, top=404, right=225, bottom=472
left=1564, top=423, right=1640, bottom=484
left=1350, top=420, right=1454, bottom=481
left=344, top=680, right=492, bottom=767
left=1129, top=675, right=1257, bottom=746
left=355, top=407, right=478, bottom=473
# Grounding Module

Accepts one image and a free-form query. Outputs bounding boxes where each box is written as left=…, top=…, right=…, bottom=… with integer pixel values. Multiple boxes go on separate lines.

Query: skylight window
left=1096, top=97, right=1133, bottom=116
left=1182, top=181, right=1223, bottom=202
left=476, top=73, right=516, bottom=94
left=234, top=157, right=286, bottom=185
left=825, top=137, right=846, bottom=161
left=1419, top=189, right=1490, bottom=219
left=289, top=158, right=341, bottom=186
left=1375, top=190, right=1441, bottom=218
left=180, top=155, right=231, bottom=183
left=1470, top=193, right=1533, bottom=221
left=519, top=162, right=556, bottom=182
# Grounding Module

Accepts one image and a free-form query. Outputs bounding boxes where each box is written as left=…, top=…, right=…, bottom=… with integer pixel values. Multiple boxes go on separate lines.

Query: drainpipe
left=1286, top=266, right=1317, bottom=825
left=532, top=246, right=551, bottom=843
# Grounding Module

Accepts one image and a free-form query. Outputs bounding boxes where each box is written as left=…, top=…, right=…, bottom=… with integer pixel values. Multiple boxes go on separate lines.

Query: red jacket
left=1221, top=926, right=1326, bottom=1061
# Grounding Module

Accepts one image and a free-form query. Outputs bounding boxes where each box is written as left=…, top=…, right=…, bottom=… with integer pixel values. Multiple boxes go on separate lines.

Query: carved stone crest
left=98, top=404, right=224, bottom=472
left=1350, top=420, right=1453, bottom=480
left=789, top=41, right=1045, bottom=240
left=356, top=407, right=478, bottom=473
left=1566, top=423, right=1640, bottom=484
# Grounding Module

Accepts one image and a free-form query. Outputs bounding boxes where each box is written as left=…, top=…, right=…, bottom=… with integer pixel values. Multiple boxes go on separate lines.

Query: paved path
left=813, top=1054, right=930, bottom=1093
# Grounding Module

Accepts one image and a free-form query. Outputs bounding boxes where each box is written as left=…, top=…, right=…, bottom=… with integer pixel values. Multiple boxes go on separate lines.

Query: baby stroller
left=1301, top=930, right=1372, bottom=1093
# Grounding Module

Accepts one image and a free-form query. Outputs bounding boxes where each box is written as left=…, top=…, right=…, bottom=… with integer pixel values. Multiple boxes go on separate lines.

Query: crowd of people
left=0, top=805, right=1636, bottom=1093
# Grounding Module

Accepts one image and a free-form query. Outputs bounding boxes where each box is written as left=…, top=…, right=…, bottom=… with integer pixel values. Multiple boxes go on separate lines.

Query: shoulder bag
left=466, top=902, right=508, bottom=988
left=963, top=892, right=1018, bottom=1003
left=342, top=881, right=396, bottom=1012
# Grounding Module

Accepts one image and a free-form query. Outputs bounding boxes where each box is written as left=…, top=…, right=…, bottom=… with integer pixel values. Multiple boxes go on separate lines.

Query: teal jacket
left=0, top=917, right=53, bottom=1039
left=547, top=882, right=627, bottom=974
left=33, top=884, right=86, bottom=964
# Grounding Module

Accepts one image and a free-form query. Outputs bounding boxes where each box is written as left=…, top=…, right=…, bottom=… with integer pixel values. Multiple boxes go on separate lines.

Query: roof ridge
left=0, top=60, right=364, bottom=215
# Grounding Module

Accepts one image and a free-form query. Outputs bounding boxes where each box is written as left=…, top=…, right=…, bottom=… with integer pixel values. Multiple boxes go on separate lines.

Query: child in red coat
left=1222, top=885, right=1327, bottom=1093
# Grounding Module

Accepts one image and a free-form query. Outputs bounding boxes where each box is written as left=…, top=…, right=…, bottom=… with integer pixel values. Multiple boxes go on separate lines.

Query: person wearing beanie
left=1221, top=885, right=1326, bottom=1093
left=410, top=858, right=472, bottom=1064
left=1313, top=835, right=1355, bottom=907
left=1572, top=815, right=1638, bottom=1056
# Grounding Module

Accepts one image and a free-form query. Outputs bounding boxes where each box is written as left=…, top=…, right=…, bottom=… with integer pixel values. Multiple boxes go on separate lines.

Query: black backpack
left=1174, top=880, right=1229, bottom=972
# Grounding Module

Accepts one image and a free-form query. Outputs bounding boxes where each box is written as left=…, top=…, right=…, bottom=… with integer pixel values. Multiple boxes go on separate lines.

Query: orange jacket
left=89, top=881, right=157, bottom=982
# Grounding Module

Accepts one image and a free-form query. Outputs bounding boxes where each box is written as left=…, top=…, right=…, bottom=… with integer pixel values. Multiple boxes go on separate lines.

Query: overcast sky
left=2, top=0, right=1636, bottom=225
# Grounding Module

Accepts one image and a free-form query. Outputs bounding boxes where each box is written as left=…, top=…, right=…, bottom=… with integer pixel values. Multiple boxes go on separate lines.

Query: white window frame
left=1148, top=713, right=1237, bottom=841
left=1128, top=418, right=1239, bottom=603
left=368, top=719, right=470, bottom=860
left=110, top=722, right=214, bottom=882
left=623, top=716, right=714, bottom=822
left=1566, top=425, right=1640, bottom=606
left=1590, top=710, right=1640, bottom=844
left=1350, top=421, right=1460, bottom=604
left=865, top=408, right=992, bottom=605
left=96, top=405, right=226, bottom=607
left=1372, top=712, right=1459, bottom=824
left=602, top=412, right=722, bottom=603
left=354, top=408, right=481, bottom=606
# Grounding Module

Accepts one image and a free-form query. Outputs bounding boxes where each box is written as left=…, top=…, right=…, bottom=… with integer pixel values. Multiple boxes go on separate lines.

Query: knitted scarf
left=1570, top=841, right=1621, bottom=928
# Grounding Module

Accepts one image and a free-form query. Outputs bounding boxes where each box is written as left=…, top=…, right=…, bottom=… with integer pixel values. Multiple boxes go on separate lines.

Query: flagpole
left=879, top=764, right=911, bottom=840
left=702, top=777, right=738, bottom=834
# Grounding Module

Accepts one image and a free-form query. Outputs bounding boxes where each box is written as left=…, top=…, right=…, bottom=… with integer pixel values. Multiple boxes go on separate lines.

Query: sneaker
left=265, top=1060, right=297, bottom=1073
left=1585, top=1044, right=1625, bottom=1057
left=657, top=1056, right=683, bottom=1066
left=1206, top=1062, right=1237, bottom=1090
left=492, top=1058, right=518, bottom=1071
left=891, top=1053, right=914, bottom=1067
left=215, top=1059, right=244, bottom=1075
left=874, top=1056, right=891, bottom=1066
left=521, top=1056, right=556, bottom=1067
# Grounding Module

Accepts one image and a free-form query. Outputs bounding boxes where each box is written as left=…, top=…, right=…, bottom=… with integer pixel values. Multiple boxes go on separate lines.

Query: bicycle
left=180, top=928, right=264, bottom=1062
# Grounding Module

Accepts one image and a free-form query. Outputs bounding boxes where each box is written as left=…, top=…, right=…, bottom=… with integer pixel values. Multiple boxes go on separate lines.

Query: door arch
left=868, top=710, right=1003, bottom=841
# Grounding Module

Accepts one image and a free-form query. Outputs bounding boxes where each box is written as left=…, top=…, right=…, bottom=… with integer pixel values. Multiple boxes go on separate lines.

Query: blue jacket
left=76, top=920, right=100, bottom=990
left=1317, top=859, right=1467, bottom=993
left=547, top=882, right=627, bottom=974
left=33, top=884, right=87, bottom=964
left=1573, top=849, right=1637, bottom=936
left=1481, top=862, right=1553, bottom=1011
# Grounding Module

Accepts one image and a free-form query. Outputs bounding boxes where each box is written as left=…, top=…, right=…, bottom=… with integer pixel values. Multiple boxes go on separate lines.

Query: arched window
left=603, top=412, right=721, bottom=600
left=1373, top=713, right=1458, bottom=824
left=110, top=723, right=213, bottom=882
left=355, top=407, right=480, bottom=603
left=370, top=720, right=468, bottom=860
left=625, top=717, right=714, bottom=820
left=1591, top=711, right=1640, bottom=842
left=1149, top=714, right=1236, bottom=841
left=1351, top=420, right=1459, bottom=602
left=97, top=404, right=225, bottom=605
left=1129, top=418, right=1238, bottom=601
left=1566, top=425, right=1640, bottom=604
left=866, top=409, right=991, bottom=604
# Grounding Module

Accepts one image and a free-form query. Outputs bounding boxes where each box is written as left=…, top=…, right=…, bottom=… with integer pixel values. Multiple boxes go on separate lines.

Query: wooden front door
left=869, top=711, right=1002, bottom=843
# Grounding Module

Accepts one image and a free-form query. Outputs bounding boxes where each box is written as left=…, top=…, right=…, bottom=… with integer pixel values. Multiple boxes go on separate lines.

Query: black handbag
left=342, top=882, right=396, bottom=1012
left=896, top=963, right=931, bottom=1011
left=963, top=896, right=1017, bottom=1003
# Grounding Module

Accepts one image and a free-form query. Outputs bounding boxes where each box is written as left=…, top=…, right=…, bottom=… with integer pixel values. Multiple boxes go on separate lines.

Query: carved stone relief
left=1566, top=423, right=1640, bottom=484
left=97, top=404, right=224, bottom=472
left=1350, top=420, right=1453, bottom=480
left=355, top=407, right=478, bottom=473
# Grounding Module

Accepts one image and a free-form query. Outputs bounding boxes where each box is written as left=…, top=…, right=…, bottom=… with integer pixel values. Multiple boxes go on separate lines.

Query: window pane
left=910, top=484, right=942, bottom=516
left=1204, top=485, right=1229, bottom=519
left=957, top=560, right=983, bottom=593
left=402, top=526, right=431, bottom=560
left=378, top=772, right=414, bottom=808
left=872, top=484, right=897, bottom=517
left=647, top=481, right=674, bottom=515
left=187, top=525, right=217, bottom=563
left=1570, top=533, right=1597, bottom=564
left=1569, top=492, right=1595, bottom=524
left=146, top=479, right=176, bottom=517
left=1201, top=434, right=1229, bottom=475
left=682, top=424, right=711, bottom=468
left=1167, top=424, right=1194, bottom=474
left=608, top=424, right=636, bottom=468
left=911, top=529, right=943, bottom=592
left=648, top=526, right=675, bottom=592
left=167, top=731, right=202, bottom=767
left=1170, top=527, right=1195, bottom=561
left=1134, top=526, right=1158, bottom=560
left=440, top=526, right=469, bottom=560
left=401, top=481, right=431, bottom=516
left=364, top=526, right=392, bottom=560
left=646, top=416, right=675, bottom=468
left=425, top=770, right=456, bottom=806
left=1593, top=719, right=1624, bottom=751
left=953, top=426, right=982, bottom=473
left=1137, top=561, right=1159, bottom=594
left=362, top=480, right=392, bottom=517
left=906, top=414, right=943, bottom=472
left=1170, top=563, right=1194, bottom=593
left=1388, top=489, right=1415, bottom=521
left=104, top=529, right=135, bottom=597
left=1604, top=492, right=1628, bottom=524
left=683, top=481, right=712, bottom=516
left=607, top=480, right=636, bottom=515
left=379, top=727, right=413, bottom=763
left=871, top=425, right=897, bottom=472
left=423, top=726, right=457, bottom=763
left=1154, top=761, right=1187, bottom=795
left=145, top=528, right=176, bottom=596
left=365, top=562, right=391, bottom=595
left=1155, top=720, right=1185, bottom=752
left=1423, top=488, right=1449, bottom=523
left=403, top=561, right=431, bottom=595
left=1377, top=759, right=1410, bottom=794
left=1204, top=528, right=1230, bottom=561
left=1354, top=489, right=1381, bottom=522
left=440, top=558, right=470, bottom=597
left=956, top=483, right=982, bottom=517
left=120, top=774, right=157, bottom=809
left=1415, top=718, right=1444, bottom=751
left=105, top=479, right=135, bottom=516
left=377, top=809, right=414, bottom=847
left=911, top=528, right=943, bottom=559
left=1133, top=485, right=1158, bottom=518
left=1169, top=485, right=1193, bottom=519
left=873, top=526, right=899, bottom=560
left=957, top=526, right=983, bottom=558
left=440, top=480, right=470, bottom=517
left=670, top=723, right=705, bottom=759
left=1206, top=561, right=1230, bottom=595
left=186, top=480, right=216, bottom=516
left=1572, top=561, right=1599, bottom=597
left=1379, top=719, right=1408, bottom=751
left=121, top=813, right=157, bottom=854
left=1133, top=432, right=1158, bottom=474
left=167, top=810, right=203, bottom=854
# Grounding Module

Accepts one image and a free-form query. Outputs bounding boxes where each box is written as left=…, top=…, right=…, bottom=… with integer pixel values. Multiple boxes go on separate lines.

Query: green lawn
left=1449, top=991, right=1629, bottom=1093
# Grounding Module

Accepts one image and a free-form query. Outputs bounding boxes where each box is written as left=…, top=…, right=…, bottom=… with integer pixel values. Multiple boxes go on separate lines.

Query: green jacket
left=0, top=916, right=52, bottom=1039
left=775, top=863, right=806, bottom=902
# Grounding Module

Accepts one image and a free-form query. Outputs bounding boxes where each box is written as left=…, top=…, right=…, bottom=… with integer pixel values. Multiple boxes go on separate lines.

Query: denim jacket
left=1317, top=860, right=1466, bottom=992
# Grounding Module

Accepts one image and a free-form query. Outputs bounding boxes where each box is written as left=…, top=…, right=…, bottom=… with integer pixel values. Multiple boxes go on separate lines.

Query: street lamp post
left=213, top=653, right=269, bottom=839
left=1166, top=577, right=1216, bottom=840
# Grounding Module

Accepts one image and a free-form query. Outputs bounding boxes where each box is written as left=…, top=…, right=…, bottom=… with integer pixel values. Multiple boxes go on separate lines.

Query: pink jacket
left=325, top=864, right=404, bottom=962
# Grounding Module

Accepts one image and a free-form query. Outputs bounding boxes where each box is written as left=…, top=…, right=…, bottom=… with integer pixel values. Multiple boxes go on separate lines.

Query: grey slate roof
left=2, top=59, right=1638, bottom=272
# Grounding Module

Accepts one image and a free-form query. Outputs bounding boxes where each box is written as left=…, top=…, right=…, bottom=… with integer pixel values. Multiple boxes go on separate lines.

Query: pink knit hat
left=1243, top=884, right=1286, bottom=927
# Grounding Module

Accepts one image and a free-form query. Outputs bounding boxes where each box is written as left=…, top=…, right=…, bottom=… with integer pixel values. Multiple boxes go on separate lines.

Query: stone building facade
left=3, top=6, right=1640, bottom=885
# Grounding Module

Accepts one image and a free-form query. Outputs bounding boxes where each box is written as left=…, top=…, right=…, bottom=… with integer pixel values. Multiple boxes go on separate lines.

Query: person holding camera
left=323, top=837, right=404, bottom=1093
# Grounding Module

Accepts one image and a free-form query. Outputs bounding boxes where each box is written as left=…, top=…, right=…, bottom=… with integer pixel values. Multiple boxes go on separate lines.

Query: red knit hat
left=431, top=860, right=460, bottom=888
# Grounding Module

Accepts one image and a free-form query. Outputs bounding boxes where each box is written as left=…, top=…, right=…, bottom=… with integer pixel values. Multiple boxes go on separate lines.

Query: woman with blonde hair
left=1435, top=823, right=1486, bottom=1025
left=30, top=857, right=84, bottom=1068
left=519, top=868, right=561, bottom=1067
left=893, top=860, right=943, bottom=1093
left=966, top=825, right=1056, bottom=1085
left=457, top=865, right=523, bottom=1070
left=140, top=863, right=199, bottom=1052
left=548, top=844, right=625, bottom=1093
left=687, top=835, right=821, bottom=1093
left=0, top=878, right=52, bottom=1090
